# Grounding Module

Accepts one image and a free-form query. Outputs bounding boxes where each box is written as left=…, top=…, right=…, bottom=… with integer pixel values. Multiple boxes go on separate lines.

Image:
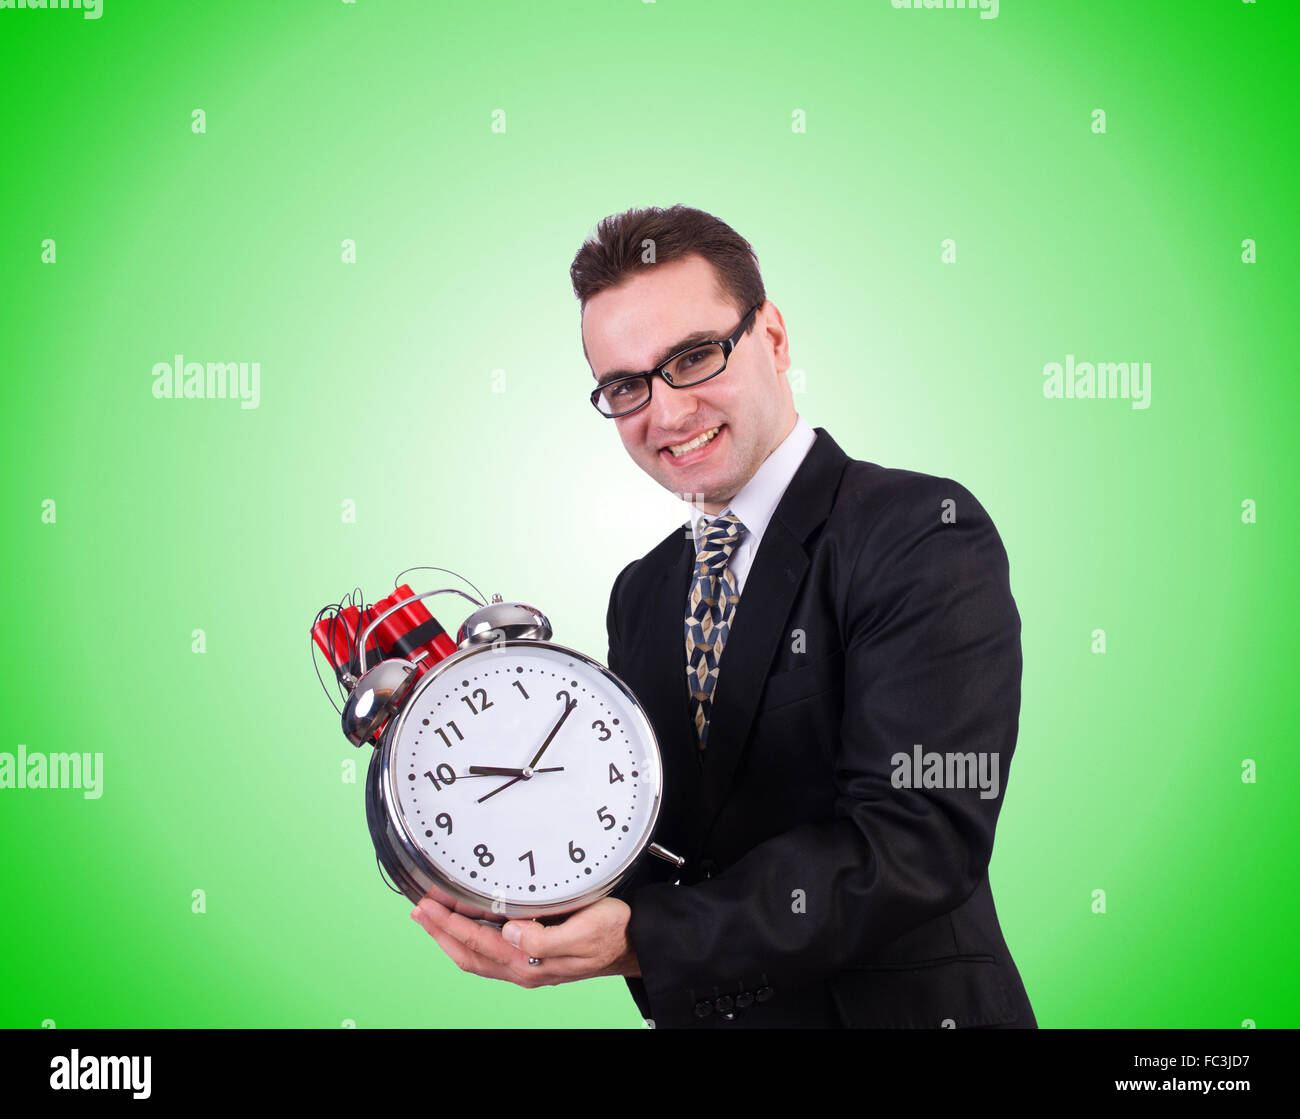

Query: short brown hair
left=570, top=204, right=767, bottom=330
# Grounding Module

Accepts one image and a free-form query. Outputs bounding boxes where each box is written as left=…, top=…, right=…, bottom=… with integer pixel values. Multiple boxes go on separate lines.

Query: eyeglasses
left=589, top=303, right=763, bottom=418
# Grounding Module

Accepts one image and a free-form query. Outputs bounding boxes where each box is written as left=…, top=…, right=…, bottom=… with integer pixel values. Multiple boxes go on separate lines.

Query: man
left=410, top=204, right=1036, bottom=1029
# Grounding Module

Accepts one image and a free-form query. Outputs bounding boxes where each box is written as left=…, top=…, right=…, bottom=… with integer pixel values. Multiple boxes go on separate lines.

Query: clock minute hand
left=476, top=703, right=577, bottom=804
left=526, top=699, right=577, bottom=771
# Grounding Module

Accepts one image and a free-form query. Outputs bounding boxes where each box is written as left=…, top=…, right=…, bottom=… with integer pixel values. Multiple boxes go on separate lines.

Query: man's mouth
left=661, top=424, right=723, bottom=459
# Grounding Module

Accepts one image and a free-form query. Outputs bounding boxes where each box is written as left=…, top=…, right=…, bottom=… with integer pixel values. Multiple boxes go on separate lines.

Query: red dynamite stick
left=312, top=585, right=461, bottom=685
left=311, top=609, right=356, bottom=672
left=371, top=585, right=457, bottom=680
left=310, top=616, right=347, bottom=669
left=370, top=588, right=411, bottom=654
left=387, top=586, right=457, bottom=677
left=346, top=604, right=386, bottom=672
left=310, top=604, right=383, bottom=676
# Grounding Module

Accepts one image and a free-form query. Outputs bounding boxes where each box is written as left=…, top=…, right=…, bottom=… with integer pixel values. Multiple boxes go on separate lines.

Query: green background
left=1, top=0, right=1294, bottom=1028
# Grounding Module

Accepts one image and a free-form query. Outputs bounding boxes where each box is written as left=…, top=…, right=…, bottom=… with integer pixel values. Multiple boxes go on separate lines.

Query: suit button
left=714, top=995, right=734, bottom=1013
left=735, top=991, right=754, bottom=1009
left=755, top=986, right=773, bottom=1003
left=693, top=1000, right=713, bottom=1019
left=698, top=857, right=717, bottom=880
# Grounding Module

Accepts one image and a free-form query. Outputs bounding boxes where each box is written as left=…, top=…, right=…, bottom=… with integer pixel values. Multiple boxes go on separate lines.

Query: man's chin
left=654, top=474, right=727, bottom=508
left=638, top=452, right=732, bottom=504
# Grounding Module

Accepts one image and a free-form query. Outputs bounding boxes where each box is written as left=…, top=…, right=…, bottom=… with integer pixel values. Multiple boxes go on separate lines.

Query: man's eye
left=610, top=381, right=635, bottom=397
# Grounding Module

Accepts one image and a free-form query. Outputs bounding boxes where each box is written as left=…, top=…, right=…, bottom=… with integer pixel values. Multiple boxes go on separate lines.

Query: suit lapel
left=695, top=428, right=851, bottom=839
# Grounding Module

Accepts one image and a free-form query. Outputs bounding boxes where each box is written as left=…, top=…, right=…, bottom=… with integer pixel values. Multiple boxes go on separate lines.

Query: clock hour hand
left=473, top=765, right=564, bottom=802
left=526, top=699, right=577, bottom=771
left=468, top=766, right=565, bottom=778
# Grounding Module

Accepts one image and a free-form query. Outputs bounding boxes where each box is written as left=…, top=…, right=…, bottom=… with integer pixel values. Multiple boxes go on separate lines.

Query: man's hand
left=409, top=885, right=641, bottom=988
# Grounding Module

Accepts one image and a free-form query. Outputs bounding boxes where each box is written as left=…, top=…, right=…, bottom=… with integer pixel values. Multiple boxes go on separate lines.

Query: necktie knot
left=695, top=512, right=747, bottom=578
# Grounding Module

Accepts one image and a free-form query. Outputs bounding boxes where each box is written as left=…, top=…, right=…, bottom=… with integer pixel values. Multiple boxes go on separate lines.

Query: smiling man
left=410, top=204, right=1036, bottom=1029
left=583, top=265, right=793, bottom=517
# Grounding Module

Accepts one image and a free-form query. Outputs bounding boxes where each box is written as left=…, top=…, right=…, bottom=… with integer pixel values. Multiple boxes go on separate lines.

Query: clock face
left=384, top=640, right=661, bottom=913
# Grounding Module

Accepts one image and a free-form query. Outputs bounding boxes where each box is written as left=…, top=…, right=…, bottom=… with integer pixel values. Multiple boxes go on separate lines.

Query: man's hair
left=570, top=204, right=767, bottom=330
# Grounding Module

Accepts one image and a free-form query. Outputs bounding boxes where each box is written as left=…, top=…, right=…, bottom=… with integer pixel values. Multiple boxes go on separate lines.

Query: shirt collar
left=689, top=413, right=817, bottom=550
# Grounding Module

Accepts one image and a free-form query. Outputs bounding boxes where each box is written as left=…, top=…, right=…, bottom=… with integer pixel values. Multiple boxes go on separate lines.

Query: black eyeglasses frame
left=589, top=302, right=764, bottom=418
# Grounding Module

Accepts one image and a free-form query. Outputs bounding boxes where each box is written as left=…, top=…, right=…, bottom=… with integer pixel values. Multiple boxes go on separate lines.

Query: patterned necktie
left=685, top=511, right=747, bottom=750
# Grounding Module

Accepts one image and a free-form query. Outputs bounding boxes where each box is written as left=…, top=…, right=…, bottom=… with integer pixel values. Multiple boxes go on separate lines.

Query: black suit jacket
left=605, top=427, right=1036, bottom=1028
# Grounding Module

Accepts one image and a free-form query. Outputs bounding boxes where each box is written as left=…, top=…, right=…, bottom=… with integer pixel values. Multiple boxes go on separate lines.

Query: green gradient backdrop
left=2, top=0, right=1295, bottom=1028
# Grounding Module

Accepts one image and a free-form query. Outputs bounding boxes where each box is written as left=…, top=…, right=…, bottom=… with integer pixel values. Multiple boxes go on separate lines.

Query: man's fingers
left=503, top=953, right=606, bottom=981
left=411, top=893, right=632, bottom=986
left=503, top=899, right=624, bottom=961
left=410, top=902, right=537, bottom=983
left=412, top=894, right=530, bottom=971
left=418, top=915, right=484, bottom=974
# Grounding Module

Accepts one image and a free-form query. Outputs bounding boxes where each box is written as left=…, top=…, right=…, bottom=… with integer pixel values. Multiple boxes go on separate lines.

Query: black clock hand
left=526, top=699, right=577, bottom=771
left=477, top=703, right=576, bottom=804
left=468, top=766, right=565, bottom=777
left=473, top=766, right=564, bottom=802
left=477, top=776, right=524, bottom=803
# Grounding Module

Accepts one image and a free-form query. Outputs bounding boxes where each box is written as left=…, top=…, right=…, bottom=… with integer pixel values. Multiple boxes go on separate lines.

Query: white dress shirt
left=687, top=413, right=817, bottom=595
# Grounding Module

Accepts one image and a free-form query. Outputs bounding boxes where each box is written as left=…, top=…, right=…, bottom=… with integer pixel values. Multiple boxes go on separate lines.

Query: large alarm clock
left=341, top=593, right=682, bottom=920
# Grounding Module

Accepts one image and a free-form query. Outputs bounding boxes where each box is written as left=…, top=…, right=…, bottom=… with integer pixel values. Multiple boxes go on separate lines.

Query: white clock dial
left=386, top=641, right=661, bottom=912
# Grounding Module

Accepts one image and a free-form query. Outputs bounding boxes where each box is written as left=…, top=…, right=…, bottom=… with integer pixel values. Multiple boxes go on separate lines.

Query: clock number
left=518, top=850, right=535, bottom=877
left=460, top=688, right=493, bottom=716
left=568, top=840, right=586, bottom=864
left=473, top=843, right=495, bottom=867
left=512, top=680, right=529, bottom=700
left=556, top=688, right=576, bottom=710
left=597, top=805, right=616, bottom=831
left=433, top=721, right=464, bottom=749
left=608, top=763, right=624, bottom=784
left=592, top=719, right=611, bottom=742
left=435, top=812, right=453, bottom=834
left=424, top=764, right=456, bottom=791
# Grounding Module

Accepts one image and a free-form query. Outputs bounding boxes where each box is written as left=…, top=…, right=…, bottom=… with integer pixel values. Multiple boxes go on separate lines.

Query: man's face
left=583, top=254, right=794, bottom=515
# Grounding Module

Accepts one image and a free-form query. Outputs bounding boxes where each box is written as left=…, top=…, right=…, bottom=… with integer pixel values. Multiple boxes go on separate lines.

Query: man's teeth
left=667, top=426, right=721, bottom=456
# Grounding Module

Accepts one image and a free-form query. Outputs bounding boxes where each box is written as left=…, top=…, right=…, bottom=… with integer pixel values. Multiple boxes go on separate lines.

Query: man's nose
left=647, top=376, right=701, bottom=431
